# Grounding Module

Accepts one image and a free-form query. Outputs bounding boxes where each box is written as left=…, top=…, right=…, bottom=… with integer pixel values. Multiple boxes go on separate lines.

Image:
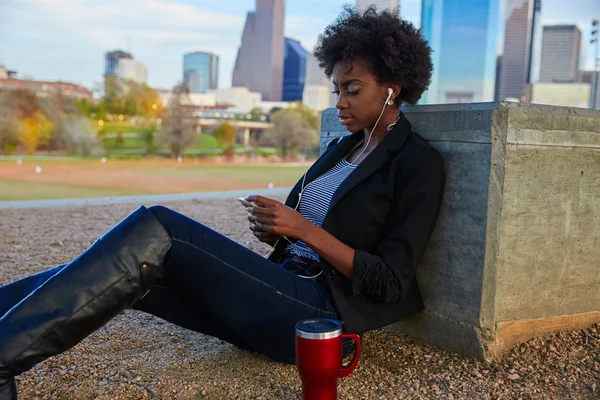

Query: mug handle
left=340, top=333, right=361, bottom=378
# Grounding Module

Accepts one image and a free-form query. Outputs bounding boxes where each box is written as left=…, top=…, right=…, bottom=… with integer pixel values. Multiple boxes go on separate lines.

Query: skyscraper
left=183, top=52, right=219, bottom=93
left=497, top=0, right=541, bottom=101
left=282, top=38, right=308, bottom=101
left=538, top=25, right=581, bottom=83
left=356, top=0, right=399, bottom=13
left=302, top=53, right=336, bottom=112
left=117, top=59, right=147, bottom=84
left=104, top=50, right=133, bottom=78
left=420, top=0, right=499, bottom=104
left=304, top=53, right=329, bottom=86
left=232, top=0, right=285, bottom=101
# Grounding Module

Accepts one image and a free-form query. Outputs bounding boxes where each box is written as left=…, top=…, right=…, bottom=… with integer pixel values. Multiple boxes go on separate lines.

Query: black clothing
left=269, top=113, right=446, bottom=333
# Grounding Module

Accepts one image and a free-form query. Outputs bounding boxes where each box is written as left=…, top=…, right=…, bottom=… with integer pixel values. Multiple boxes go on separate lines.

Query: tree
left=214, top=122, right=237, bottom=157
left=249, top=107, right=265, bottom=121
left=100, top=77, right=162, bottom=118
left=260, top=109, right=314, bottom=159
left=103, top=75, right=124, bottom=114
left=292, top=102, right=320, bottom=131
left=0, top=89, right=41, bottom=119
left=0, top=117, right=19, bottom=154
left=121, top=80, right=162, bottom=117
left=19, top=111, right=53, bottom=155
left=59, top=117, right=104, bottom=157
left=0, top=90, right=28, bottom=153
left=157, top=83, right=196, bottom=159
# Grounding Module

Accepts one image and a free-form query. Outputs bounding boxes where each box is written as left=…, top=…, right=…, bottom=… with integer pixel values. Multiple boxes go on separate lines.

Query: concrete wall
left=320, top=102, right=600, bottom=359
left=495, top=105, right=600, bottom=320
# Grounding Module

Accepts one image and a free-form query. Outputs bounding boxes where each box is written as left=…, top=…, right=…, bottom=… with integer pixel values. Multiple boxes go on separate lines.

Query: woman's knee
left=146, top=205, right=176, bottom=231
left=147, top=205, right=173, bottom=220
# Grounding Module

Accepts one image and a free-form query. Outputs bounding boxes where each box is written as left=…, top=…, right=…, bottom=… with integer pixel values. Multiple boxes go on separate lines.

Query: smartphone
left=238, top=197, right=258, bottom=208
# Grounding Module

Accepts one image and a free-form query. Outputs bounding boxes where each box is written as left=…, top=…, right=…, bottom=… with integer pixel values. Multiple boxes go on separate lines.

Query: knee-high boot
left=0, top=265, right=66, bottom=318
left=0, top=206, right=171, bottom=400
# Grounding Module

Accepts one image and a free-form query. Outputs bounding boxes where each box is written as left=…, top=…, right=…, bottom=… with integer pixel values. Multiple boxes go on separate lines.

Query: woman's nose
left=335, top=94, right=347, bottom=109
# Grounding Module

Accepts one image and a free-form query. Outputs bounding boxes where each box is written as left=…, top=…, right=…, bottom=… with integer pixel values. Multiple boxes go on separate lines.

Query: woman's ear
left=391, top=85, right=401, bottom=102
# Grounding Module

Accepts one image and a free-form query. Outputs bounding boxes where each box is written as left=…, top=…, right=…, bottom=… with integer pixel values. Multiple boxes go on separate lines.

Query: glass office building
left=282, top=38, right=308, bottom=101
left=420, top=0, right=499, bottom=104
left=105, top=50, right=133, bottom=78
left=183, top=52, right=219, bottom=94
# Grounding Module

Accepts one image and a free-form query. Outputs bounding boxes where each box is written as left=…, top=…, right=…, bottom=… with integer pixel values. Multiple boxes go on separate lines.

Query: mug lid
left=295, top=318, right=342, bottom=339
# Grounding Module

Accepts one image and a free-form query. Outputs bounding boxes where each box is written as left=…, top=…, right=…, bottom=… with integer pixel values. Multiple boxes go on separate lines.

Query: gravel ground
left=1, top=199, right=599, bottom=399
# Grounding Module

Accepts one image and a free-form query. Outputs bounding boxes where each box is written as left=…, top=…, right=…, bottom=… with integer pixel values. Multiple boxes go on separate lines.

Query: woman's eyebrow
left=332, top=78, right=363, bottom=86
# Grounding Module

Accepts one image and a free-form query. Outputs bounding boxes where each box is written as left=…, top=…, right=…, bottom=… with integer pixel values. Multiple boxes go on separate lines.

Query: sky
left=0, top=0, right=598, bottom=92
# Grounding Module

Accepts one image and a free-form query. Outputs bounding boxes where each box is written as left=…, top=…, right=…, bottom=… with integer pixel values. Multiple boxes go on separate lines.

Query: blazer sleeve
left=351, top=150, right=445, bottom=303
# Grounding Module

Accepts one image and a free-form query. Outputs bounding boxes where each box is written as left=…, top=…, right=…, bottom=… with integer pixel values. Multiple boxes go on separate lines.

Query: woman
left=0, top=6, right=443, bottom=399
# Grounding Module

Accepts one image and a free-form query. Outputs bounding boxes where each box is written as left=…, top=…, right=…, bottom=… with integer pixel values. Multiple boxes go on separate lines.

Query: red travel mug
left=295, top=318, right=361, bottom=400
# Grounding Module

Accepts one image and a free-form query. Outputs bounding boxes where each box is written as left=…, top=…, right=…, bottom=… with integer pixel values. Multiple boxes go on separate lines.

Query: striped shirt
left=286, top=157, right=357, bottom=261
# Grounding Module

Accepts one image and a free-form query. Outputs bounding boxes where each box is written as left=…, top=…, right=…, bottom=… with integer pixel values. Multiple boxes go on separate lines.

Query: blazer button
left=326, top=269, right=336, bottom=279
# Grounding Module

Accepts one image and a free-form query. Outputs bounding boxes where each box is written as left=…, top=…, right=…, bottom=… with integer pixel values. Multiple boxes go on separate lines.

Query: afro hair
left=313, top=5, right=433, bottom=105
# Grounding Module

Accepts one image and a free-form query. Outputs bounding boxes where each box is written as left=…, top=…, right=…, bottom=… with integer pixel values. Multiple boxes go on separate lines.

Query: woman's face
left=332, top=58, right=398, bottom=133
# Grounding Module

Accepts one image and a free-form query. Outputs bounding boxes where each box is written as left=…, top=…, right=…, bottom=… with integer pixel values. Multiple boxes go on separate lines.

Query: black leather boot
left=0, top=206, right=171, bottom=400
left=0, top=265, right=66, bottom=318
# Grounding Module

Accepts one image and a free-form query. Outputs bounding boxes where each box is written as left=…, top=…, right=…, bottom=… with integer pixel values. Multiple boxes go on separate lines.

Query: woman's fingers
left=251, top=221, right=276, bottom=233
left=254, top=230, right=279, bottom=240
left=250, top=225, right=279, bottom=241
left=246, top=195, right=280, bottom=208
left=248, top=213, right=276, bottom=224
left=247, top=205, right=277, bottom=216
left=249, top=219, right=275, bottom=232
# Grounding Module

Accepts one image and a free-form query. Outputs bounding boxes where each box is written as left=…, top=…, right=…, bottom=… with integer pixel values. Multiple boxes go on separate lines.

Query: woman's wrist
left=297, top=219, right=316, bottom=245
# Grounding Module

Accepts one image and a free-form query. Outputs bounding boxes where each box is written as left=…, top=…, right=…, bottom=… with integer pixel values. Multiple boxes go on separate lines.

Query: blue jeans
left=132, top=206, right=340, bottom=364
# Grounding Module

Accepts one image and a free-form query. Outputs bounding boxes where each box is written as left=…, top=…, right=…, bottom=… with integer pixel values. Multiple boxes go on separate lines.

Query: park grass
left=0, top=158, right=308, bottom=201
left=103, top=133, right=224, bottom=154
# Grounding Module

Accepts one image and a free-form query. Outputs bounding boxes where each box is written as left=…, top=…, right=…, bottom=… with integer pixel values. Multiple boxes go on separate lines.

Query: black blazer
left=268, top=113, right=445, bottom=333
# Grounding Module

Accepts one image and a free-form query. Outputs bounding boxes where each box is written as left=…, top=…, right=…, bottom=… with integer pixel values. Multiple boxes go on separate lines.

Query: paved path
left=0, top=187, right=292, bottom=210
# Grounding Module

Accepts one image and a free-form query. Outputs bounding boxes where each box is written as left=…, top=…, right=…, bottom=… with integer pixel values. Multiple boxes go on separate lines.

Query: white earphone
left=347, top=88, right=394, bottom=164
left=386, top=87, right=394, bottom=104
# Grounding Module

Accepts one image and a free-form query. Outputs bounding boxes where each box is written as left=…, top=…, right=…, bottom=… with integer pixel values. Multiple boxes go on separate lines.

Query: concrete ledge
left=0, top=187, right=293, bottom=210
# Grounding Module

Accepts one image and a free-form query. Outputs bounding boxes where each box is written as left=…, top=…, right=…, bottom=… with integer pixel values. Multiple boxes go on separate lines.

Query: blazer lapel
left=328, top=113, right=412, bottom=211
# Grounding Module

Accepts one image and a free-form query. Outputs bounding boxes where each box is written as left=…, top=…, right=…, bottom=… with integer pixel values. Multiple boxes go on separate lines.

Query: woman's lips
left=338, top=116, right=353, bottom=125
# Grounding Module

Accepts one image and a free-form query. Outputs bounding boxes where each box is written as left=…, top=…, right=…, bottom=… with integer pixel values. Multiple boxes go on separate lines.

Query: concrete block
left=320, top=102, right=600, bottom=359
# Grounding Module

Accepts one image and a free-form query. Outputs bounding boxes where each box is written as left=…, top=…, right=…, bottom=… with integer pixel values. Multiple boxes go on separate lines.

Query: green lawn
left=0, top=181, right=147, bottom=201
left=103, top=133, right=222, bottom=153
left=103, top=122, right=150, bottom=134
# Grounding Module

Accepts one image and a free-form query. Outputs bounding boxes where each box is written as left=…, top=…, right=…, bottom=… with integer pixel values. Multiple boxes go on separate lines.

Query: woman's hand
left=246, top=195, right=311, bottom=242
left=249, top=223, right=281, bottom=246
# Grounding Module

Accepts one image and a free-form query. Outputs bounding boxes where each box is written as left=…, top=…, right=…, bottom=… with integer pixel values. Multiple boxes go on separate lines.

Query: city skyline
left=0, top=0, right=598, bottom=93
